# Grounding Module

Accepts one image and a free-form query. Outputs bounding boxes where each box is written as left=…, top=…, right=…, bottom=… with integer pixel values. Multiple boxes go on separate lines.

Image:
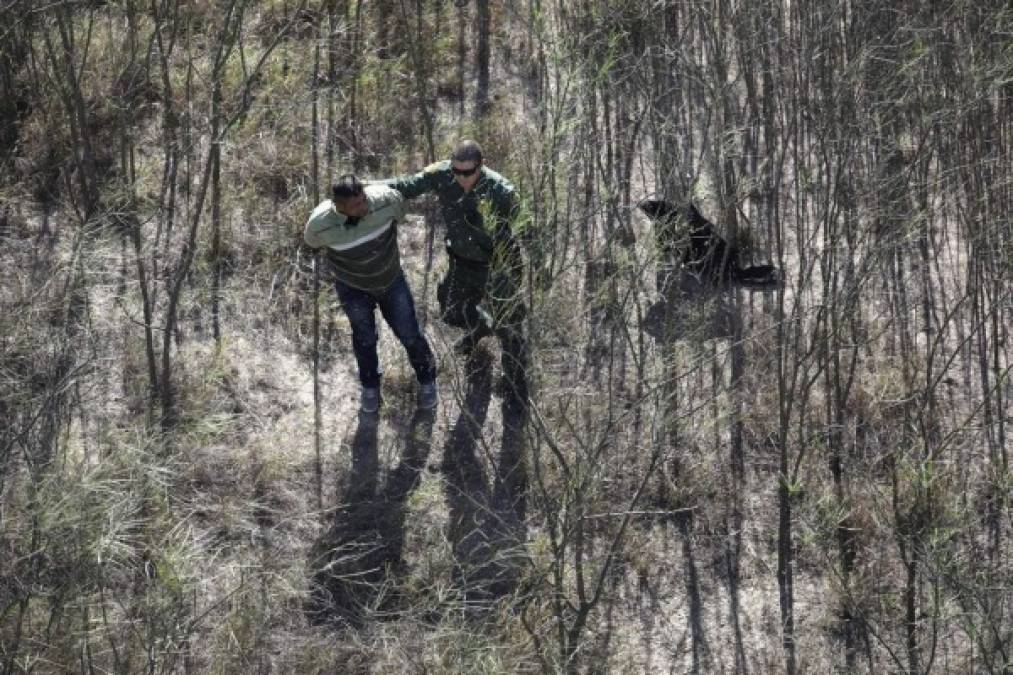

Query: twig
left=580, top=508, right=695, bottom=521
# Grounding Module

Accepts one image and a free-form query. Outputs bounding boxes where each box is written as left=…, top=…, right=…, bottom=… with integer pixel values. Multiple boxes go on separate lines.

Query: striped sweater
left=303, top=185, right=408, bottom=294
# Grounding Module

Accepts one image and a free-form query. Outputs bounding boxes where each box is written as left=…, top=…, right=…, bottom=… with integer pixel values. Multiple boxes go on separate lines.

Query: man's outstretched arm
left=381, top=161, right=450, bottom=200
left=488, top=186, right=528, bottom=285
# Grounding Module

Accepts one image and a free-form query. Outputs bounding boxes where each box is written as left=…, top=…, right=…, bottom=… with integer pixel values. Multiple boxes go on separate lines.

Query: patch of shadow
left=644, top=272, right=738, bottom=343
left=307, top=406, right=436, bottom=628
left=676, top=511, right=713, bottom=674
left=442, top=347, right=529, bottom=613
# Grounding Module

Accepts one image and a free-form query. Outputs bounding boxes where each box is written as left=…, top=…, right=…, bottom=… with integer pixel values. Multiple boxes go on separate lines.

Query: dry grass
left=2, top=1, right=1011, bottom=673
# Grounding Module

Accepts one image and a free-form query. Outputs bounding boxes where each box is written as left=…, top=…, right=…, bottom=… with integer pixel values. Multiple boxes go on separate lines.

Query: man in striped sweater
left=304, top=174, right=437, bottom=413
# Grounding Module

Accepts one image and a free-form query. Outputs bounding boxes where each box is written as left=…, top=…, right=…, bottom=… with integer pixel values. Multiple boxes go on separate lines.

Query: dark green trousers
left=439, top=253, right=529, bottom=409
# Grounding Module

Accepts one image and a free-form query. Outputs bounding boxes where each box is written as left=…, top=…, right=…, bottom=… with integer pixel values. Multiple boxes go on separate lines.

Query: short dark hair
left=451, top=139, right=483, bottom=165
left=332, top=174, right=364, bottom=200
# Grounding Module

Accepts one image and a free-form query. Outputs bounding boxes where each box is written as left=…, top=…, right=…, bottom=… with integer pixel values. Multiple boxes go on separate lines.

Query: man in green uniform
left=304, top=174, right=437, bottom=413
left=383, top=140, right=529, bottom=407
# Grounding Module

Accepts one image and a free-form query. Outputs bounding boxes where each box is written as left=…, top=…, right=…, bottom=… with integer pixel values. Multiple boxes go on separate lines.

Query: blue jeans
left=335, top=275, right=436, bottom=388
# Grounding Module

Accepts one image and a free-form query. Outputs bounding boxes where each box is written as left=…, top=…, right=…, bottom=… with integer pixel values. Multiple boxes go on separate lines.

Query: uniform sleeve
left=383, top=161, right=447, bottom=200
left=490, top=187, right=526, bottom=282
left=491, top=187, right=520, bottom=241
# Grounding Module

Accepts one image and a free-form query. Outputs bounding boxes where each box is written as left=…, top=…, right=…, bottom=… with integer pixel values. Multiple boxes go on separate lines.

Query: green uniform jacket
left=383, top=161, right=524, bottom=279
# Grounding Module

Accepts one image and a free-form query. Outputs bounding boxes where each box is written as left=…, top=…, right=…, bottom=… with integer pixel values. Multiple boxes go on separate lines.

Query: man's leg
left=335, top=280, right=382, bottom=410
left=494, top=311, right=529, bottom=523
left=496, top=319, right=529, bottom=412
left=486, top=264, right=528, bottom=408
left=440, top=255, right=493, bottom=354
left=377, top=275, right=436, bottom=386
left=454, top=304, right=494, bottom=356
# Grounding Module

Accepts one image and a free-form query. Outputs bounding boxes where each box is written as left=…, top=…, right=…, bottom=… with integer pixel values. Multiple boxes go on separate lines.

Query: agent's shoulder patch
left=423, top=160, right=448, bottom=174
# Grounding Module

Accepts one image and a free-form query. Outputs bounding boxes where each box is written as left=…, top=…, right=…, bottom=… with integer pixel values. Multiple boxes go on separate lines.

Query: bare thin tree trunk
left=728, top=292, right=748, bottom=675
left=348, top=0, right=364, bottom=171
left=130, top=218, right=160, bottom=412
left=311, top=37, right=323, bottom=512
left=398, top=0, right=438, bottom=326
left=776, top=442, right=797, bottom=675
left=457, top=2, right=467, bottom=118
left=474, top=0, right=491, bottom=116
left=210, top=61, right=223, bottom=344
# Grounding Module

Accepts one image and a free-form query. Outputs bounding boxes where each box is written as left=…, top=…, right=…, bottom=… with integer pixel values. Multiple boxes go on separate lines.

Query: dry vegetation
left=1, top=0, right=1011, bottom=673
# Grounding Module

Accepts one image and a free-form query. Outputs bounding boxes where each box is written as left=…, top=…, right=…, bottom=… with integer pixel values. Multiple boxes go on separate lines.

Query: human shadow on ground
left=442, top=347, right=529, bottom=610
left=307, top=406, right=436, bottom=627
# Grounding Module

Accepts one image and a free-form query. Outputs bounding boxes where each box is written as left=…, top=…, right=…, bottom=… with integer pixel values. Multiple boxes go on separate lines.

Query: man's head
left=450, top=139, right=483, bottom=192
left=332, top=174, right=368, bottom=218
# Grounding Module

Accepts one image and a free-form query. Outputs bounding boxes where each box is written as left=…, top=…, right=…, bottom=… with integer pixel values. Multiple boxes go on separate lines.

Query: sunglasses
left=451, top=164, right=480, bottom=177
